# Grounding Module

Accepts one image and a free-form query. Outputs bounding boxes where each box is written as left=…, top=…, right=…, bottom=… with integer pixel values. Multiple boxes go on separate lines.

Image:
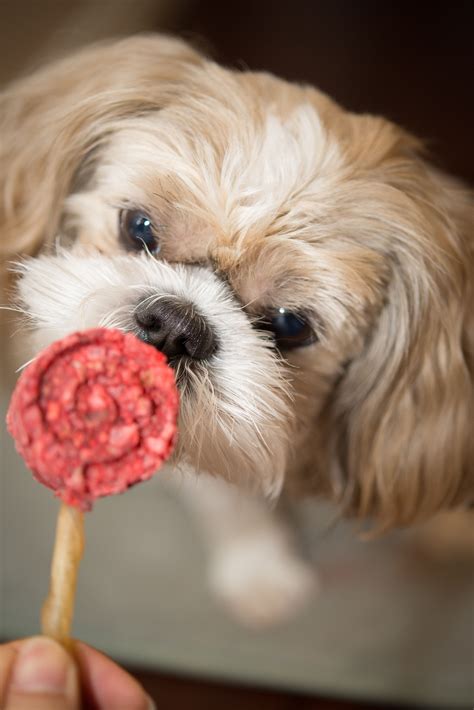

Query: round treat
left=7, top=328, right=178, bottom=510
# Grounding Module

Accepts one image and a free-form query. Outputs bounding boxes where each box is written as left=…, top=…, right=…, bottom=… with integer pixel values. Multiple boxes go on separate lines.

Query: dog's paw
left=209, top=535, right=318, bottom=628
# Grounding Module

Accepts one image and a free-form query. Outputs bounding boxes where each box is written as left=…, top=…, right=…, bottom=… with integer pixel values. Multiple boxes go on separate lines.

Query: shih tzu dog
left=1, top=35, right=473, bottom=625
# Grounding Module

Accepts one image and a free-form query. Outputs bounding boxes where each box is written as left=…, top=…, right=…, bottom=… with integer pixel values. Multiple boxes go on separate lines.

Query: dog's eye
left=119, top=209, right=159, bottom=253
left=259, top=309, right=317, bottom=350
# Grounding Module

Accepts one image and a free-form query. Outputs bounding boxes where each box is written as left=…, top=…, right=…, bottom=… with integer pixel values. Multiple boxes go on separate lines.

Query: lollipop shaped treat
left=7, top=328, right=178, bottom=646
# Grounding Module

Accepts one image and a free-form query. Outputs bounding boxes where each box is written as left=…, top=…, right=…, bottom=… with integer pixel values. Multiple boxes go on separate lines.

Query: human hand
left=0, top=636, right=154, bottom=709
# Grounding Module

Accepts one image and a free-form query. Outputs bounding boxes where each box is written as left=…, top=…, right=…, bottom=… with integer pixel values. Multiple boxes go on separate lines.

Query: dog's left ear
left=332, top=124, right=474, bottom=528
left=0, top=34, right=204, bottom=263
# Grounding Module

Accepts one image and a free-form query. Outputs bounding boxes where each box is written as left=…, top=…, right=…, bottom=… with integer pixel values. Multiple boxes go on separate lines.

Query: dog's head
left=1, top=35, right=472, bottom=526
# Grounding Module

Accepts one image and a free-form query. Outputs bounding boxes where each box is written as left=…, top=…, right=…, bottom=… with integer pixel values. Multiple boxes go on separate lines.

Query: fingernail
left=146, top=694, right=157, bottom=710
left=10, top=636, right=72, bottom=694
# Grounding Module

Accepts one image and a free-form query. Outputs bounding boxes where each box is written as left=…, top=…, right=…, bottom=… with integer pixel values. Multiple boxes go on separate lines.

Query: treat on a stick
left=7, top=328, right=178, bottom=647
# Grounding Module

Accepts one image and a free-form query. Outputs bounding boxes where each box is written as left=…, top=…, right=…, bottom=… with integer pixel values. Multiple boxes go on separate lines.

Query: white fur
left=175, top=471, right=317, bottom=627
left=15, top=249, right=292, bottom=495
left=209, top=534, right=317, bottom=627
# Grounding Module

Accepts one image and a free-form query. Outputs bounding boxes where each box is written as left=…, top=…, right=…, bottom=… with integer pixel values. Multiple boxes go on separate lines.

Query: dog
left=1, top=34, right=473, bottom=625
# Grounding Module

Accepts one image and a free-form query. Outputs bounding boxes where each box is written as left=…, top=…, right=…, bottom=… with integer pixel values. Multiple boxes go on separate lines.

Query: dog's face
left=1, top=36, right=473, bottom=526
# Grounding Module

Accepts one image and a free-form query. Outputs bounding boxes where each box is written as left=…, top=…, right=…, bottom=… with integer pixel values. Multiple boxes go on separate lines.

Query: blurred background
left=1, top=2, right=473, bottom=709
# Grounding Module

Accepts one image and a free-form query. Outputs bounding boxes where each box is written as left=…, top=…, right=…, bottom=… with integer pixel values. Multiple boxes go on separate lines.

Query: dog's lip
left=167, top=354, right=199, bottom=388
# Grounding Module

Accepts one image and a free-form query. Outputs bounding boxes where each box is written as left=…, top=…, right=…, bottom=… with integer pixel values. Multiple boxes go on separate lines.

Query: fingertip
left=0, top=644, right=18, bottom=704
left=5, top=636, right=79, bottom=709
left=74, top=641, right=150, bottom=710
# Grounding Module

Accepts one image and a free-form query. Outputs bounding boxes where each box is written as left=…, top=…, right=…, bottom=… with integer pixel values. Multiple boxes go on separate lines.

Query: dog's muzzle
left=134, top=296, right=217, bottom=361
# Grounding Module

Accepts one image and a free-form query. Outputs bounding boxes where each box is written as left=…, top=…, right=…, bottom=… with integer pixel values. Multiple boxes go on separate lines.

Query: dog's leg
left=173, top=470, right=317, bottom=627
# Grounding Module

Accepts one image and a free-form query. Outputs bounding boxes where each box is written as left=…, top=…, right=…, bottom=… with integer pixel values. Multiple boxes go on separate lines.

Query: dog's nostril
left=182, top=329, right=216, bottom=359
left=135, top=312, right=161, bottom=332
left=134, top=297, right=217, bottom=361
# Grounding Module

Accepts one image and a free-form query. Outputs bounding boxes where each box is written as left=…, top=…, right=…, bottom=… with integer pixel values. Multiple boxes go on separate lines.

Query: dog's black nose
left=134, top=297, right=217, bottom=360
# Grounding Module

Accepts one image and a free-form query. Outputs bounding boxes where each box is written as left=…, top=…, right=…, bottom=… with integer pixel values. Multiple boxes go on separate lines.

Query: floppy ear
left=333, top=148, right=474, bottom=529
left=0, top=34, right=203, bottom=261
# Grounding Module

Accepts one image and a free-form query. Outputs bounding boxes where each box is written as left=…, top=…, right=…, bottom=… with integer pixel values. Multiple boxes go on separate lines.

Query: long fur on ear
left=0, top=35, right=204, bottom=261
left=333, top=148, right=474, bottom=529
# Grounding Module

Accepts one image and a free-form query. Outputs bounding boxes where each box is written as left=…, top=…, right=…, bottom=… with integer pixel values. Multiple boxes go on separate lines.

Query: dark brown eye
left=119, top=209, right=159, bottom=253
left=258, top=308, right=317, bottom=350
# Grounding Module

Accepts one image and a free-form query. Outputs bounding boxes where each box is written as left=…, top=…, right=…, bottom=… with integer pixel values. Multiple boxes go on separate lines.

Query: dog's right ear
left=0, top=35, right=204, bottom=262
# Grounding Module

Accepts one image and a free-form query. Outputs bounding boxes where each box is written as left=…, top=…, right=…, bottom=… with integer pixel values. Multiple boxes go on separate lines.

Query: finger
left=0, top=644, right=18, bottom=704
left=4, top=636, right=79, bottom=710
left=74, top=641, right=152, bottom=710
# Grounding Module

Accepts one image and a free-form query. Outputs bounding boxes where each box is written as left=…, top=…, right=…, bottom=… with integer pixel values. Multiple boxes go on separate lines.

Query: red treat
left=7, top=328, right=178, bottom=511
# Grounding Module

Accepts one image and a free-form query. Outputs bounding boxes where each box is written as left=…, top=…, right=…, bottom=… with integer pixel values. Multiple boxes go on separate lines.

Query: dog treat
left=7, top=328, right=178, bottom=645
left=7, top=328, right=178, bottom=510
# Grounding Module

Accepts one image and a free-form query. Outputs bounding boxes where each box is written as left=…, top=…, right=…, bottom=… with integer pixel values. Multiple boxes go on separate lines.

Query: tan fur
left=0, top=35, right=204, bottom=258
left=1, top=34, right=473, bottom=529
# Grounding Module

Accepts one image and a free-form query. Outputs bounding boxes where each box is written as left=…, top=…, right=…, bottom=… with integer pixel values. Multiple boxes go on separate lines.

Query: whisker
left=16, top=356, right=36, bottom=373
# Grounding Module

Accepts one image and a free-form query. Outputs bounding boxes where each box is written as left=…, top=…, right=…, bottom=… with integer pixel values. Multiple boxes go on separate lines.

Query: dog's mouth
left=165, top=353, right=208, bottom=389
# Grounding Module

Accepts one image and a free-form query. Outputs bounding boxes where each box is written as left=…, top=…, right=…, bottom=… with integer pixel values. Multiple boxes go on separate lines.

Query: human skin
left=0, top=636, right=153, bottom=709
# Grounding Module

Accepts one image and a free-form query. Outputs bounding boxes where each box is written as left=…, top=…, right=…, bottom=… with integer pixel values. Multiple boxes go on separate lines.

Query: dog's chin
left=14, top=250, right=293, bottom=496
left=172, top=358, right=290, bottom=496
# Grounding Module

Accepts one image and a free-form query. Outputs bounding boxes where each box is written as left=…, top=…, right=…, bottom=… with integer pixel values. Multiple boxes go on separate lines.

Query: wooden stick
left=41, top=502, right=85, bottom=649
